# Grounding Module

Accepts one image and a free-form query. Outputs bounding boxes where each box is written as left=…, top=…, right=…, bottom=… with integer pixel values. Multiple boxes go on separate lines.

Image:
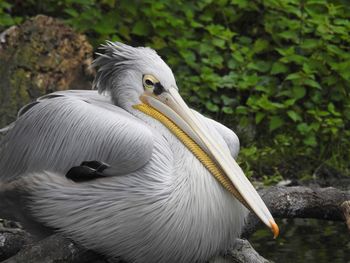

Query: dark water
left=250, top=218, right=350, bottom=263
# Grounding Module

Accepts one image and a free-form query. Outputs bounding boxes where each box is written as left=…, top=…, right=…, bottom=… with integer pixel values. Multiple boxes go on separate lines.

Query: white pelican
left=0, top=42, right=278, bottom=262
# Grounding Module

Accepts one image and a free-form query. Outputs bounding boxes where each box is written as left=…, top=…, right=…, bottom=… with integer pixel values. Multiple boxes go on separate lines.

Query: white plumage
left=0, top=42, right=277, bottom=262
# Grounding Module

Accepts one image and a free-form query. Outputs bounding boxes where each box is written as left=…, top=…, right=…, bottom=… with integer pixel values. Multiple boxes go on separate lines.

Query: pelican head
left=93, top=42, right=176, bottom=109
left=93, top=41, right=279, bottom=238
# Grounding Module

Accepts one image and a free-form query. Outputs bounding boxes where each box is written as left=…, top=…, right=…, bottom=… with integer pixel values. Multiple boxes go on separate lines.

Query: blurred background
left=0, top=0, right=349, bottom=262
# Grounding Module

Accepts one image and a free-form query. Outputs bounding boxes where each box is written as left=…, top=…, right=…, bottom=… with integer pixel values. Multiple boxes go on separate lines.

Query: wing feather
left=208, top=119, right=240, bottom=158
left=0, top=91, right=154, bottom=181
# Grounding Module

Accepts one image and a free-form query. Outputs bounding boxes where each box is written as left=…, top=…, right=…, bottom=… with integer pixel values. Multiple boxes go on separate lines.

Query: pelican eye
left=143, top=74, right=158, bottom=90
left=145, top=79, right=153, bottom=86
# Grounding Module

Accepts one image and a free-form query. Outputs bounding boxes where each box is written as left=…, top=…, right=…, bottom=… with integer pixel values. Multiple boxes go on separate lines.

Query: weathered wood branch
left=224, top=239, right=270, bottom=263
left=1, top=186, right=348, bottom=262
left=2, top=234, right=103, bottom=263
left=242, top=186, right=350, bottom=238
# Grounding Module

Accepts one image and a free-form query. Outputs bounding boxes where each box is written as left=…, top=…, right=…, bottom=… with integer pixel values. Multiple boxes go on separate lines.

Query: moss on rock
left=0, top=15, right=94, bottom=127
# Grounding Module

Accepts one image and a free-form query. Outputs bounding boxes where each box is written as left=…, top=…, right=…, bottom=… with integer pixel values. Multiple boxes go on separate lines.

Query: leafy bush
left=1, top=0, right=349, bottom=180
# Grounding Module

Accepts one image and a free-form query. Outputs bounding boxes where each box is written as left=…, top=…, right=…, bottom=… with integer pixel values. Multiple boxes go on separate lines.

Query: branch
left=242, top=186, right=350, bottom=237
left=2, top=186, right=349, bottom=262
left=224, top=239, right=271, bottom=263
left=2, top=234, right=103, bottom=263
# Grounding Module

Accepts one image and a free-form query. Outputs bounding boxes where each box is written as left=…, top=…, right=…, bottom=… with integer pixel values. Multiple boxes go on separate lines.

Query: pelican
left=0, top=42, right=278, bottom=262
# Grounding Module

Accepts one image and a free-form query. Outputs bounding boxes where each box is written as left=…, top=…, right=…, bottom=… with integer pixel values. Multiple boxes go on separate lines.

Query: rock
left=0, top=219, right=34, bottom=262
left=0, top=15, right=94, bottom=128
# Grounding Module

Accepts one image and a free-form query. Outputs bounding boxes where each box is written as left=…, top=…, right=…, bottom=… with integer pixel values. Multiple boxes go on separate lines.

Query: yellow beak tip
left=270, top=220, right=279, bottom=239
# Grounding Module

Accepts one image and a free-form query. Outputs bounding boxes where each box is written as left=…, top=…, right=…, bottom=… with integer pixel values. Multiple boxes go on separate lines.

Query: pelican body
left=0, top=42, right=278, bottom=262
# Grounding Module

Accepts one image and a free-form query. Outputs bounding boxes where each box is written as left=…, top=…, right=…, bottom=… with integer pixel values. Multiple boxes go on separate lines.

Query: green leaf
left=269, top=116, right=284, bottom=132
left=152, top=36, right=167, bottom=49
left=212, top=38, right=226, bottom=49
left=206, top=24, right=225, bottom=36
left=275, top=47, right=295, bottom=56
left=327, top=103, right=341, bottom=116
left=278, top=30, right=299, bottom=42
left=271, top=62, right=289, bottom=75
left=236, top=106, right=248, bottom=114
left=292, top=86, right=306, bottom=100
left=286, top=72, right=303, bottom=81
left=247, top=61, right=271, bottom=73
left=287, top=110, right=302, bottom=122
left=101, top=0, right=116, bottom=7
left=205, top=101, right=219, bottom=112
left=222, top=106, right=233, bottom=114
left=281, top=54, right=307, bottom=64
left=255, top=112, right=265, bottom=124
left=131, top=21, right=150, bottom=36
left=221, top=95, right=234, bottom=105
left=232, top=52, right=244, bottom=63
left=180, top=50, right=196, bottom=65
left=301, top=39, right=320, bottom=49
left=228, top=58, right=238, bottom=69
left=303, top=135, right=317, bottom=147
left=253, top=39, right=269, bottom=53
left=297, top=123, right=311, bottom=134
left=304, top=79, right=321, bottom=89
left=64, top=8, right=79, bottom=18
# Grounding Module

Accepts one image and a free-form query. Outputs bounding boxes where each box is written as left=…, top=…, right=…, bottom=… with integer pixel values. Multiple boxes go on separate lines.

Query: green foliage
left=0, top=1, right=21, bottom=26
left=1, top=0, right=349, bottom=180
